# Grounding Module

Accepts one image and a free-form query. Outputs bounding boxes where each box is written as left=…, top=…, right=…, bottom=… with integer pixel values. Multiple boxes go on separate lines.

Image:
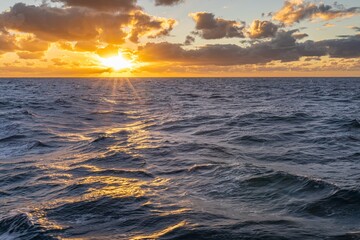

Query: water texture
left=0, top=78, right=359, bottom=240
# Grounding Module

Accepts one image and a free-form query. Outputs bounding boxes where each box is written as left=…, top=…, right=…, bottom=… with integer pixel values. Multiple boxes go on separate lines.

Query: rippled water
left=0, top=78, right=360, bottom=240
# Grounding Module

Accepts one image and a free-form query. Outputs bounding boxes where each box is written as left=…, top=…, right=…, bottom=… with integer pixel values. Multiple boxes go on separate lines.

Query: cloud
left=129, top=11, right=176, bottom=43
left=154, top=0, right=184, bottom=6
left=0, top=31, right=49, bottom=57
left=138, top=32, right=360, bottom=68
left=51, top=0, right=138, bottom=12
left=184, top=35, right=195, bottom=45
left=323, top=23, right=335, bottom=28
left=190, top=12, right=245, bottom=39
left=0, top=3, right=127, bottom=42
left=273, top=0, right=360, bottom=25
left=0, top=2, right=176, bottom=55
left=318, top=35, right=360, bottom=58
left=16, top=51, right=45, bottom=59
left=52, top=58, right=67, bottom=66
left=17, top=37, right=50, bottom=52
left=74, top=41, right=100, bottom=52
left=95, top=45, right=123, bottom=57
left=0, top=33, right=17, bottom=52
left=292, top=32, right=308, bottom=40
left=53, top=0, right=184, bottom=9
left=138, top=30, right=328, bottom=65
left=247, top=20, right=278, bottom=39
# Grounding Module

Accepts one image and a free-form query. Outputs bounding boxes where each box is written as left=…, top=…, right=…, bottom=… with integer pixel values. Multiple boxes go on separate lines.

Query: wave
left=0, top=214, right=56, bottom=240
left=54, top=98, right=72, bottom=107
left=226, top=112, right=314, bottom=127
left=0, top=172, right=37, bottom=187
left=328, top=232, right=360, bottom=240
left=46, top=196, right=148, bottom=227
left=345, top=119, right=360, bottom=129
left=159, top=115, right=225, bottom=132
left=154, top=219, right=310, bottom=240
left=28, top=140, right=53, bottom=149
left=301, top=189, right=360, bottom=217
left=76, top=152, right=146, bottom=169
left=0, top=135, right=27, bottom=143
left=94, top=169, right=154, bottom=179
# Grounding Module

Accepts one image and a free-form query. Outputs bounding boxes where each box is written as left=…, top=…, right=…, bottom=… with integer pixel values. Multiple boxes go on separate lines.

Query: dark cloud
left=154, top=0, right=184, bottom=6
left=51, top=0, right=138, bottom=11
left=138, top=30, right=328, bottom=65
left=53, top=0, right=184, bottom=9
left=273, top=0, right=360, bottom=25
left=139, top=31, right=360, bottom=67
left=319, top=35, right=360, bottom=58
left=191, top=12, right=245, bottom=39
left=352, top=26, right=360, bottom=32
left=247, top=20, right=278, bottom=39
left=184, top=35, right=195, bottom=45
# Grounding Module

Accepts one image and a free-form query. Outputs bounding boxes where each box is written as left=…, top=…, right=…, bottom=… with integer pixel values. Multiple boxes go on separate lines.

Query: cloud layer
left=138, top=31, right=360, bottom=65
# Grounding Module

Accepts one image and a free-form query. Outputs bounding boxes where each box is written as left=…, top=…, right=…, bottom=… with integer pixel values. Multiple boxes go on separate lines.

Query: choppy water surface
left=0, top=78, right=359, bottom=240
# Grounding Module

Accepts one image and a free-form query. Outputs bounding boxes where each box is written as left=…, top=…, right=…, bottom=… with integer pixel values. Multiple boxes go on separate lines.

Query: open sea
left=0, top=78, right=359, bottom=240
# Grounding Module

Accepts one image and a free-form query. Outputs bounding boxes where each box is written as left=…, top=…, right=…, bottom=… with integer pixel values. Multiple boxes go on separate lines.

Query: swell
left=0, top=135, right=27, bottom=142
left=214, top=170, right=336, bottom=201
left=0, top=214, right=56, bottom=240
left=1, top=78, right=360, bottom=240
left=226, top=112, right=314, bottom=127
left=300, top=188, right=360, bottom=218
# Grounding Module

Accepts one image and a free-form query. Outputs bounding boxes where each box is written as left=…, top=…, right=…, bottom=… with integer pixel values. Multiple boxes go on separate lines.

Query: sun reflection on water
left=81, top=176, right=146, bottom=199
left=132, top=221, right=188, bottom=240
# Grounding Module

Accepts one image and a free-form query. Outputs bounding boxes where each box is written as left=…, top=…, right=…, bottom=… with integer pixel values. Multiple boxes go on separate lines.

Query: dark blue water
left=0, top=78, right=359, bottom=240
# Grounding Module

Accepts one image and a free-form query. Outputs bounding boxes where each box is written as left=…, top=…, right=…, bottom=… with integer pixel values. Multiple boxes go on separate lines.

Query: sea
left=0, top=78, right=359, bottom=240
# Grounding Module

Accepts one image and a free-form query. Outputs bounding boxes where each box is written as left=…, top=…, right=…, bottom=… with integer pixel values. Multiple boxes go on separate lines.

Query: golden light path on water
left=26, top=78, right=191, bottom=239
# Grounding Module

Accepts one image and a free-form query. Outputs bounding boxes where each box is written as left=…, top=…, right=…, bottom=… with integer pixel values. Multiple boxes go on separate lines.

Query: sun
left=99, top=53, right=133, bottom=71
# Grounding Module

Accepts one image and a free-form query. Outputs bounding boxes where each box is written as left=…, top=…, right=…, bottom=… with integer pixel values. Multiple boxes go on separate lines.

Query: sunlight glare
left=99, top=53, right=133, bottom=71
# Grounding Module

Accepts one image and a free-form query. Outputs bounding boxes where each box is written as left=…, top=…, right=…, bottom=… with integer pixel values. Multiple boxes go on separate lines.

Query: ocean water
left=0, top=78, right=359, bottom=240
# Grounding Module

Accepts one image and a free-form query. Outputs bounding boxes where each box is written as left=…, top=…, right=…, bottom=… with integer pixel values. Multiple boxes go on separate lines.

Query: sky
left=0, top=0, right=359, bottom=77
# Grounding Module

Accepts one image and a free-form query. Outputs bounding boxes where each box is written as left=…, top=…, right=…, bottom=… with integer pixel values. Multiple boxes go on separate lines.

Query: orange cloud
left=247, top=20, right=278, bottom=39
left=273, top=0, right=359, bottom=25
left=0, top=2, right=176, bottom=58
